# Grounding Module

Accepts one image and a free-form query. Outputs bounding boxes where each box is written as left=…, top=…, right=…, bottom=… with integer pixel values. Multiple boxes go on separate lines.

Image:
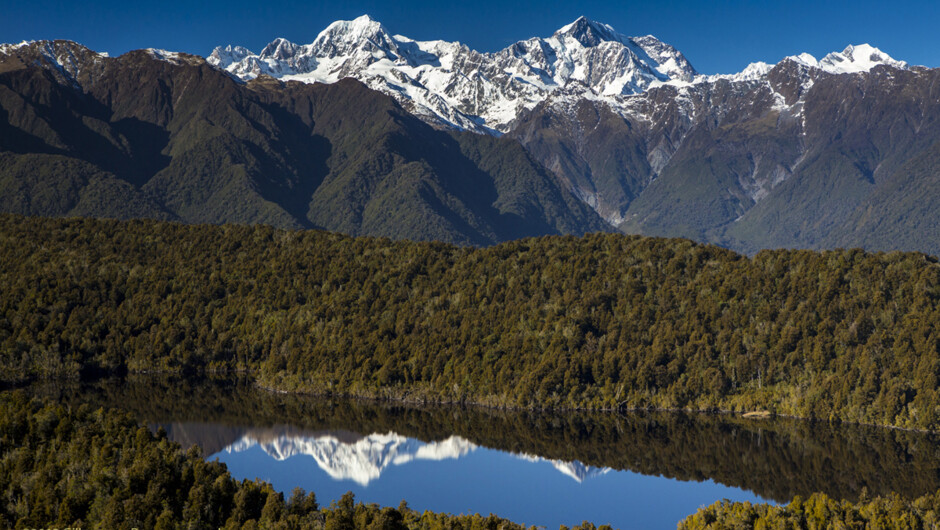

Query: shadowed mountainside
left=0, top=41, right=608, bottom=245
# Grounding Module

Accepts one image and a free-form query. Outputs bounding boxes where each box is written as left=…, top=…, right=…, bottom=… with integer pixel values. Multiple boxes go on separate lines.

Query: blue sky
left=4, top=0, right=938, bottom=74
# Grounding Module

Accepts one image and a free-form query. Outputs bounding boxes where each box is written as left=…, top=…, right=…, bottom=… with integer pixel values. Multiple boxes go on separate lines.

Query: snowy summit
left=207, top=16, right=909, bottom=134
left=208, top=15, right=696, bottom=133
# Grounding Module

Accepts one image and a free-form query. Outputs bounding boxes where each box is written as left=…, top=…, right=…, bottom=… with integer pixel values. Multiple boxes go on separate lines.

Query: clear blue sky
left=4, top=0, right=938, bottom=74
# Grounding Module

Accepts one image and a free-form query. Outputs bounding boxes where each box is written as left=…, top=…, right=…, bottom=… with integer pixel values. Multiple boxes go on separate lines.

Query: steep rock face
left=208, top=15, right=696, bottom=133
left=507, top=75, right=790, bottom=229
left=0, top=41, right=609, bottom=244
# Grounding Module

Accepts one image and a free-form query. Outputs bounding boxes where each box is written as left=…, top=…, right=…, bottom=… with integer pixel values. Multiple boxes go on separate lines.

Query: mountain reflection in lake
left=224, top=431, right=481, bottom=486
left=218, top=429, right=615, bottom=485
left=28, top=376, right=940, bottom=529
left=211, top=427, right=760, bottom=529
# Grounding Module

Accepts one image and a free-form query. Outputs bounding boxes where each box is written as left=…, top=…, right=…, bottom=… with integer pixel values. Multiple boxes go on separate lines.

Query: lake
left=27, top=376, right=940, bottom=529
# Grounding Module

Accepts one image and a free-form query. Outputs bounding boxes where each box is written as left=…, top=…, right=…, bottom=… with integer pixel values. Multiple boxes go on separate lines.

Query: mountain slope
left=206, top=15, right=939, bottom=255
left=509, top=58, right=940, bottom=255
left=3, top=21, right=939, bottom=255
left=0, top=40, right=609, bottom=244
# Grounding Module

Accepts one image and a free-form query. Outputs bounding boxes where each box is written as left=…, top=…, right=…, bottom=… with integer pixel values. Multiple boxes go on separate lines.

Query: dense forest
left=679, top=492, right=940, bottom=529
left=1, top=214, right=940, bottom=431
left=32, top=376, right=940, bottom=504
left=1, top=392, right=616, bottom=529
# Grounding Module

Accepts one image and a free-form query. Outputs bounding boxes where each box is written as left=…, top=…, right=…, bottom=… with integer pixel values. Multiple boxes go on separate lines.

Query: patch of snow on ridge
left=146, top=49, right=181, bottom=61
left=146, top=48, right=204, bottom=66
left=0, top=41, right=34, bottom=54
left=0, top=41, right=111, bottom=85
left=701, top=61, right=774, bottom=83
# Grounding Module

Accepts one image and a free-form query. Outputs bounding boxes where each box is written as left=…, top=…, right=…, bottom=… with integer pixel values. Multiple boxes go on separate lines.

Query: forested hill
left=2, top=214, right=939, bottom=431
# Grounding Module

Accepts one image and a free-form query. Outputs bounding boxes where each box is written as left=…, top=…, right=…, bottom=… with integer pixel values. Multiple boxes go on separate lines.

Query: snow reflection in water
left=212, top=429, right=760, bottom=529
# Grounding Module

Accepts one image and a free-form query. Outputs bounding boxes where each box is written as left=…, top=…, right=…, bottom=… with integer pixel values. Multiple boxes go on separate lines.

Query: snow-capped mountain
left=208, top=15, right=696, bottom=132
left=505, top=35, right=912, bottom=227
left=813, top=43, right=907, bottom=74
left=707, top=43, right=907, bottom=84
left=208, top=15, right=908, bottom=135
left=4, top=27, right=935, bottom=256
left=223, top=431, right=610, bottom=485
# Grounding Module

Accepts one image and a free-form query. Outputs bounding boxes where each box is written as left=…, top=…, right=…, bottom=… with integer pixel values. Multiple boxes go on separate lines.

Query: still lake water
left=30, top=376, right=940, bottom=529
left=213, top=430, right=765, bottom=529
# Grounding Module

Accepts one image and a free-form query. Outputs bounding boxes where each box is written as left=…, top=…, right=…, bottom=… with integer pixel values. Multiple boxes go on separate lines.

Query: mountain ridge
left=207, top=15, right=699, bottom=133
left=2, top=21, right=938, bottom=256
left=206, top=15, right=908, bottom=135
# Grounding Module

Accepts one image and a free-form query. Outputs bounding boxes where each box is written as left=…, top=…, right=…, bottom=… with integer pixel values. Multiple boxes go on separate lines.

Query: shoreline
left=7, top=368, right=935, bottom=436
left=250, top=376, right=937, bottom=437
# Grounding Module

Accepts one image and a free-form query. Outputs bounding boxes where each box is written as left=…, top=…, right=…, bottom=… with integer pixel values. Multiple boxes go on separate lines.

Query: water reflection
left=210, top=427, right=762, bottom=529
left=225, top=432, right=478, bottom=485
left=29, top=375, right=940, bottom=505
left=220, top=429, right=611, bottom=485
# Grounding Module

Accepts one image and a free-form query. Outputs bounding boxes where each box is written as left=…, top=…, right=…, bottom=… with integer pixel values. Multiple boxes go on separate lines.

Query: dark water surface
left=27, top=376, right=940, bottom=529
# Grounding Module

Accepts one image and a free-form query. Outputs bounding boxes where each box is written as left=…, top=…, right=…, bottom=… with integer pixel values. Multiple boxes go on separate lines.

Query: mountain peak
left=209, top=16, right=698, bottom=131
left=259, top=37, right=300, bottom=60
left=208, top=44, right=254, bottom=69
left=554, top=16, right=623, bottom=47
left=0, top=39, right=101, bottom=58
left=820, top=43, right=907, bottom=73
left=781, top=44, right=907, bottom=74
left=0, top=39, right=109, bottom=85
left=315, top=14, right=389, bottom=44
left=556, top=15, right=590, bottom=32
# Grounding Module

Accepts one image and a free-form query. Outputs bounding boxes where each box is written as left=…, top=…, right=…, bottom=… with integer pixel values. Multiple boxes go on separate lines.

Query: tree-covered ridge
left=1, top=392, right=601, bottom=529
left=1, top=214, right=940, bottom=431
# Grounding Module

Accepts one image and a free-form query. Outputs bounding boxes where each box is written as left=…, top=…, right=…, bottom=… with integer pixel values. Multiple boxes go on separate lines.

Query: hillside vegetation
left=1, top=215, right=939, bottom=431
left=680, top=492, right=940, bottom=529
